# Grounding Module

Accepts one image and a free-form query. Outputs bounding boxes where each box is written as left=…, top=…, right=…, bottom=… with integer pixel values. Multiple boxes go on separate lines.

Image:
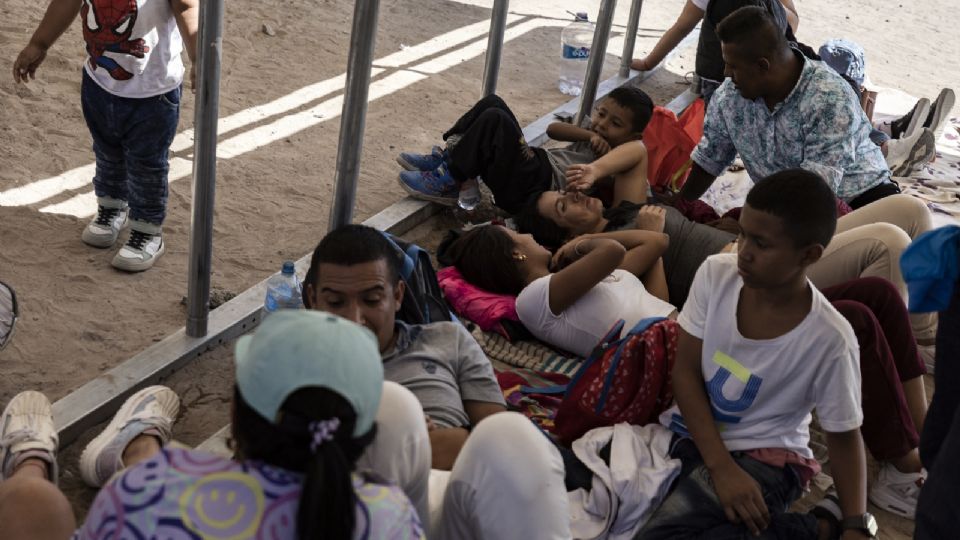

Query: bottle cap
left=281, top=261, right=296, bottom=274
left=576, top=12, right=588, bottom=21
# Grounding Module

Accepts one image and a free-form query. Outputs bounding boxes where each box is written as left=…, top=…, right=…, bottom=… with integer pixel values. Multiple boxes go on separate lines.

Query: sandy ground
left=1, top=0, right=958, bottom=534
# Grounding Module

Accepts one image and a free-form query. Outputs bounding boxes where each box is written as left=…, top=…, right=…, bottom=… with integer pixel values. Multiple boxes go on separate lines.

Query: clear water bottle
left=263, top=261, right=303, bottom=316
left=559, top=12, right=594, bottom=96
left=458, top=177, right=481, bottom=211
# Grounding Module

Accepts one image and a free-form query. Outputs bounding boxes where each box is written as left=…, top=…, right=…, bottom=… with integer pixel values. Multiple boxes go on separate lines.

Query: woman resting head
left=446, top=222, right=676, bottom=357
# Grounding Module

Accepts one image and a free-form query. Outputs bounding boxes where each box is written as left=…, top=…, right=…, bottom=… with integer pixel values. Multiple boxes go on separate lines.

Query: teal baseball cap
left=234, top=310, right=383, bottom=437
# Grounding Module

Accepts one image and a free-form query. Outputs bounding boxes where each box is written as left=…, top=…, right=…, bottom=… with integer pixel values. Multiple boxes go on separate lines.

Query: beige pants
left=806, top=194, right=937, bottom=340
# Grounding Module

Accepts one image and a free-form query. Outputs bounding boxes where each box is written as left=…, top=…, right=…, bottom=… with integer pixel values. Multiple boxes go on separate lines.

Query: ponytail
left=232, top=387, right=377, bottom=540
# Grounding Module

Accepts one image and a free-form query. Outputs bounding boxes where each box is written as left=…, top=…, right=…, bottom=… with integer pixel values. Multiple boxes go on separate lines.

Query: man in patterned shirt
left=674, top=6, right=899, bottom=209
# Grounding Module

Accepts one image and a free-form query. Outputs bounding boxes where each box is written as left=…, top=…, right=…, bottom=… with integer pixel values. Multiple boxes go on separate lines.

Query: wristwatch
left=841, top=513, right=878, bottom=537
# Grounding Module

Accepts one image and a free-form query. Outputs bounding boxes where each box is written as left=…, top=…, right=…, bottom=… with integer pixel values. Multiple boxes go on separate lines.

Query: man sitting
left=675, top=6, right=897, bottom=209
left=303, top=224, right=572, bottom=539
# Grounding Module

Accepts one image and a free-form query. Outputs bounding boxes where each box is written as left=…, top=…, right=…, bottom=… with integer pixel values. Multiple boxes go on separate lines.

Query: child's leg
left=0, top=460, right=75, bottom=540
left=442, top=94, right=521, bottom=142
left=446, top=108, right=553, bottom=214
left=81, top=71, right=128, bottom=204
left=120, top=86, right=181, bottom=226
left=828, top=298, right=921, bottom=470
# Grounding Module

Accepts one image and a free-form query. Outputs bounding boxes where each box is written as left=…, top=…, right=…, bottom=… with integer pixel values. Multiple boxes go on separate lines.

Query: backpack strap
left=594, top=317, right=668, bottom=412
left=381, top=232, right=416, bottom=281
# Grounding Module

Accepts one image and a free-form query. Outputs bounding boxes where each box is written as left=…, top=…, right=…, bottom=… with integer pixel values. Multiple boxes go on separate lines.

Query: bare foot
left=630, top=57, right=651, bottom=71
left=635, top=205, right=666, bottom=232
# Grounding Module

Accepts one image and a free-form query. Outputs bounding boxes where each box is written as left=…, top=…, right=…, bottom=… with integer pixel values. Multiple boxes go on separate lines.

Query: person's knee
left=477, top=107, right=513, bottom=125
left=376, top=382, right=427, bottom=441
left=833, top=299, right=875, bottom=335
left=842, top=276, right=901, bottom=300
left=0, top=476, right=75, bottom=539
left=455, top=413, right=561, bottom=500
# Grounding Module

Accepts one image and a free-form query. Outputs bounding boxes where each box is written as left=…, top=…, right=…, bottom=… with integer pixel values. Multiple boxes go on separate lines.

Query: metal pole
left=186, top=0, right=224, bottom=337
left=619, top=0, right=644, bottom=78
left=575, top=0, right=618, bottom=126
left=328, top=0, right=381, bottom=229
left=481, top=0, right=510, bottom=97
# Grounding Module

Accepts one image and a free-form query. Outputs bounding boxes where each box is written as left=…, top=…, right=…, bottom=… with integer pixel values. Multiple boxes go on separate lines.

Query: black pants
left=847, top=181, right=901, bottom=209
left=915, top=279, right=960, bottom=539
left=443, top=94, right=555, bottom=214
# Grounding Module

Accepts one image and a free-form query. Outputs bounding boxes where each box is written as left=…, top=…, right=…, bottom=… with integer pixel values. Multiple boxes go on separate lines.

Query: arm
left=675, top=162, right=718, bottom=202
left=548, top=238, right=626, bottom=314
left=824, top=429, right=870, bottom=540
left=547, top=121, right=593, bottom=143
left=428, top=427, right=469, bottom=471
left=170, top=0, right=199, bottom=88
left=797, top=85, right=868, bottom=196
left=566, top=140, right=648, bottom=195
left=673, top=328, right=771, bottom=535
left=779, top=0, right=799, bottom=33
left=578, top=229, right=669, bottom=279
left=633, top=0, right=704, bottom=70
left=12, top=0, right=81, bottom=83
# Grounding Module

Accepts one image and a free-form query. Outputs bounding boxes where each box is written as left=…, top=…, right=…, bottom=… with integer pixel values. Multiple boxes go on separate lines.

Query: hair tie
left=308, top=418, right=341, bottom=453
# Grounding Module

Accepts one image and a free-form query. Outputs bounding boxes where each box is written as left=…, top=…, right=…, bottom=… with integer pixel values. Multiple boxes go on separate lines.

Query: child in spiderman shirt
left=13, top=0, right=198, bottom=272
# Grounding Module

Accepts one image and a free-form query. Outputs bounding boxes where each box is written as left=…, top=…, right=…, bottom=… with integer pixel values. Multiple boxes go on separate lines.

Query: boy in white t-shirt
left=13, top=0, right=198, bottom=272
left=637, top=170, right=876, bottom=540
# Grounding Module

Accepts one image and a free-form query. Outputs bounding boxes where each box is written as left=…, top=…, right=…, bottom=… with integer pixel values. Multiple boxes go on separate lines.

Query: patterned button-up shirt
left=692, top=51, right=891, bottom=202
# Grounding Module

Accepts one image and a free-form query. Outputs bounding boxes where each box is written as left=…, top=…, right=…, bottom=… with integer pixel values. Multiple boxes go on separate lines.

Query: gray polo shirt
left=383, top=321, right=506, bottom=429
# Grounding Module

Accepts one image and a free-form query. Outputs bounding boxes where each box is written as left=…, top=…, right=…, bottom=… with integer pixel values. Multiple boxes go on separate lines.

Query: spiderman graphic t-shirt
left=80, top=0, right=184, bottom=98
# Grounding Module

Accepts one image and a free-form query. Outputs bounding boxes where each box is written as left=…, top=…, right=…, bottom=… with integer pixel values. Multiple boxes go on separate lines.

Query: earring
left=514, top=253, right=528, bottom=262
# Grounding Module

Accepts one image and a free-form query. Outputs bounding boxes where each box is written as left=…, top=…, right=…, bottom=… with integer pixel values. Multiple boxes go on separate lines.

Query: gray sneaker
left=0, top=391, right=59, bottom=483
left=82, top=200, right=129, bottom=248
left=112, top=220, right=165, bottom=272
left=79, top=385, right=179, bottom=487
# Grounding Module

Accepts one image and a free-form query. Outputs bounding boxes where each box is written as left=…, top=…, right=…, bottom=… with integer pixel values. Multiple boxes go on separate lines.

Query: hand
left=630, top=57, right=653, bottom=71
left=711, top=462, right=770, bottom=536
left=551, top=238, right=589, bottom=270
left=652, top=185, right=680, bottom=207
left=13, top=43, right=47, bottom=84
left=566, top=163, right=600, bottom=193
left=425, top=415, right=438, bottom=432
left=589, top=133, right=611, bottom=156
left=634, top=205, right=666, bottom=233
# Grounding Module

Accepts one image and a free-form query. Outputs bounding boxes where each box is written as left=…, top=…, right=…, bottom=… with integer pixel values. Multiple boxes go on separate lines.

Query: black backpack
left=382, top=233, right=453, bottom=325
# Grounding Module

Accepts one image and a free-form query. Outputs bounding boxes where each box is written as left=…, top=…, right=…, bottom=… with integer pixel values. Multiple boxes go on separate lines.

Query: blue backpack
left=382, top=233, right=453, bottom=325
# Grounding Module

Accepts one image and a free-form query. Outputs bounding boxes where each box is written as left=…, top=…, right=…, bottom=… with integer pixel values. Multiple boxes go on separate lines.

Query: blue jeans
left=635, top=438, right=818, bottom=540
left=80, top=70, right=180, bottom=225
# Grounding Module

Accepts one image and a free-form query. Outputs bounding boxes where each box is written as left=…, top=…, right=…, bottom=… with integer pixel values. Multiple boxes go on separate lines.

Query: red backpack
left=548, top=318, right=679, bottom=446
left=643, top=101, right=706, bottom=193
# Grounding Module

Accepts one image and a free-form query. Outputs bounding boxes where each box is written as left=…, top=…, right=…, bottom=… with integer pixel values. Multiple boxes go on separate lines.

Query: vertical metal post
left=619, top=0, right=644, bottom=78
left=481, top=0, right=510, bottom=97
left=328, top=0, right=381, bottom=229
left=575, top=0, right=618, bottom=126
left=186, top=0, right=224, bottom=337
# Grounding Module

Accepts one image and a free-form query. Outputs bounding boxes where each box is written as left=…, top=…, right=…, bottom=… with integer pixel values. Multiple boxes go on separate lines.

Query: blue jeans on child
left=635, top=437, right=818, bottom=540
left=80, top=70, right=180, bottom=225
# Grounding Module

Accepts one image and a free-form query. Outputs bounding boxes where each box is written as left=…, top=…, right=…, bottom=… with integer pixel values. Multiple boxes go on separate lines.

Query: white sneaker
left=82, top=201, right=129, bottom=248
left=0, top=391, right=59, bottom=483
left=925, top=88, right=956, bottom=139
left=889, top=128, right=936, bottom=176
left=111, top=221, right=165, bottom=272
left=79, top=385, right=179, bottom=487
left=869, top=462, right=925, bottom=519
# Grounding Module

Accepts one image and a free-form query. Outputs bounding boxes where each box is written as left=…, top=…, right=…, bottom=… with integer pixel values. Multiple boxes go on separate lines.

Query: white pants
left=361, top=383, right=570, bottom=539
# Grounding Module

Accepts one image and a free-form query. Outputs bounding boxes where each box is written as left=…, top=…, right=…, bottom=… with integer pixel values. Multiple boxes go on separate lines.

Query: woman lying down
left=446, top=206, right=676, bottom=358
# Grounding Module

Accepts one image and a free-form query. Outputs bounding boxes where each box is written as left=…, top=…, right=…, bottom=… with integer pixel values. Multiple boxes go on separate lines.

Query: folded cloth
left=901, top=225, right=960, bottom=312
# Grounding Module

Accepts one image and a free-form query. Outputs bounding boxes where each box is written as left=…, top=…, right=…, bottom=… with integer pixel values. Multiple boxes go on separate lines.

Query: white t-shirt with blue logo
left=660, top=254, right=863, bottom=459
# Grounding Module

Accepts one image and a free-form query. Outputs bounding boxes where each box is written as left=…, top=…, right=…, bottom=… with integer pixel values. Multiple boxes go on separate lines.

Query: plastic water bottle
left=458, top=177, right=481, bottom=211
left=559, top=12, right=594, bottom=96
left=263, top=261, right=303, bottom=316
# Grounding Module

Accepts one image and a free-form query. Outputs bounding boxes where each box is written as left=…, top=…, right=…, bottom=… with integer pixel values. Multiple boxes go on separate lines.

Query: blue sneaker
left=398, top=165, right=458, bottom=205
left=397, top=146, right=446, bottom=172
